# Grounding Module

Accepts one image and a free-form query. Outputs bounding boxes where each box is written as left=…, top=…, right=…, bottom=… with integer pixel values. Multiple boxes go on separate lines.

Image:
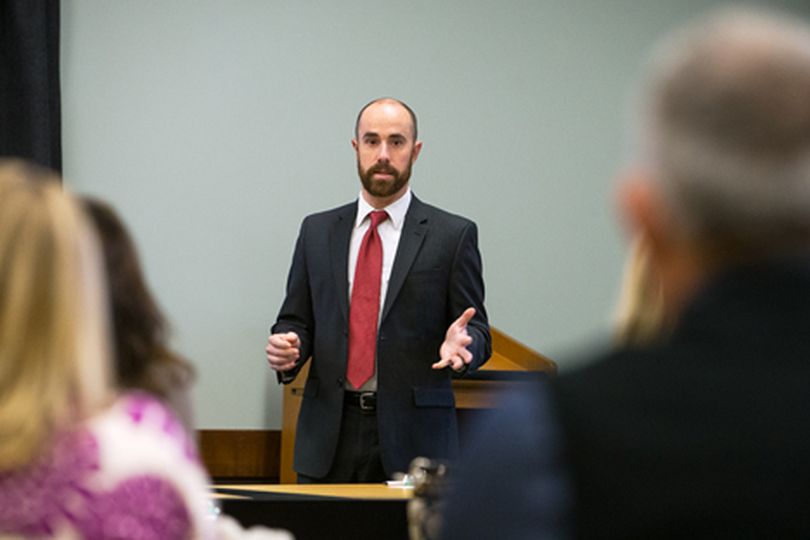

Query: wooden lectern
left=279, top=328, right=555, bottom=483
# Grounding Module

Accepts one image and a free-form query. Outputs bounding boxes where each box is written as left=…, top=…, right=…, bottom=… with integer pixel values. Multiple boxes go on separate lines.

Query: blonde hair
left=0, top=160, right=111, bottom=470
left=613, top=238, right=666, bottom=346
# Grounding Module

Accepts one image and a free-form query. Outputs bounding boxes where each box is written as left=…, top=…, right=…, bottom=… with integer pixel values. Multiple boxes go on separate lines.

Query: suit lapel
left=382, top=196, right=428, bottom=322
left=330, top=203, right=356, bottom=328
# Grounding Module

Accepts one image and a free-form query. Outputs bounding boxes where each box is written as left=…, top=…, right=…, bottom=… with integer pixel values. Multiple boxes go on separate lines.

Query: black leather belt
left=344, top=391, right=376, bottom=411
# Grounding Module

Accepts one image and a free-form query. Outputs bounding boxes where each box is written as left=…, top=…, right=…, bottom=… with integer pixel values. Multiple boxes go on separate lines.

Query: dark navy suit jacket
left=272, top=194, right=491, bottom=478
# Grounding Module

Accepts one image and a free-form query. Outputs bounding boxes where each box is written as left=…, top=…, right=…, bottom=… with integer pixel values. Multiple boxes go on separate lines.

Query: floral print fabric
left=0, top=393, right=211, bottom=539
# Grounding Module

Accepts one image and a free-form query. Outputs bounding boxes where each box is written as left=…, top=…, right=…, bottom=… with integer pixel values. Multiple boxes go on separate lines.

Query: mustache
left=368, top=164, right=398, bottom=175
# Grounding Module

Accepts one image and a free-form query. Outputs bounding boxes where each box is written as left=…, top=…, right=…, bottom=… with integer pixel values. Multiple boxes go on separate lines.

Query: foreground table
left=213, top=483, right=413, bottom=540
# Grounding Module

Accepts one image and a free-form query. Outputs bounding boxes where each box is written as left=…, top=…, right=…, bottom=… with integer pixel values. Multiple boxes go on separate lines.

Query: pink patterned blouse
left=0, top=393, right=214, bottom=539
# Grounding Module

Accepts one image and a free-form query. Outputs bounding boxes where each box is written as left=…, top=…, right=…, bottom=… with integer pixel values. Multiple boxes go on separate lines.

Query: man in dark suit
left=266, top=98, right=491, bottom=483
left=441, top=8, right=810, bottom=539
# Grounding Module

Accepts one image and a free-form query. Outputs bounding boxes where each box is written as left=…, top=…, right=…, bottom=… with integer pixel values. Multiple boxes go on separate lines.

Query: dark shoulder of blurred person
left=82, top=197, right=196, bottom=433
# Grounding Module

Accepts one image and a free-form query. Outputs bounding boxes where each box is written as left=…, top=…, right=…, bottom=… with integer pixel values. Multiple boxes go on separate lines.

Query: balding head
left=644, top=8, right=810, bottom=254
left=355, top=98, right=418, bottom=141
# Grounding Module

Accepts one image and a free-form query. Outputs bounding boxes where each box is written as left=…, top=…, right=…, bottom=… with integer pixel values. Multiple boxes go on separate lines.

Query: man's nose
left=377, top=142, right=390, bottom=162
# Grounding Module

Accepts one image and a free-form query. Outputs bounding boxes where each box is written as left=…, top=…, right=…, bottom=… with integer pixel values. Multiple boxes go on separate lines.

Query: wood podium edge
left=490, top=326, right=557, bottom=373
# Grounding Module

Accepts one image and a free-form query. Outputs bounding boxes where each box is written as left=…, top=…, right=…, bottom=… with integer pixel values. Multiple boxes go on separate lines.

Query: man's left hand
left=433, top=307, right=476, bottom=372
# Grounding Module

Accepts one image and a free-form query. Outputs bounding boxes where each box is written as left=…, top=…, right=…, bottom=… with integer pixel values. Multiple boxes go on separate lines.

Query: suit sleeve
left=270, top=219, right=314, bottom=384
left=439, top=379, right=572, bottom=540
left=448, top=221, right=492, bottom=373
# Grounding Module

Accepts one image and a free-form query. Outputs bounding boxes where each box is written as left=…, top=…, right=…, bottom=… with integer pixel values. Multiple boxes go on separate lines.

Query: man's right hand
left=265, top=332, right=301, bottom=372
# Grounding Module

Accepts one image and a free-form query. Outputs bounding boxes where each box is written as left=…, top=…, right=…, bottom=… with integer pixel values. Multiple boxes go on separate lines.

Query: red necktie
left=347, top=210, right=389, bottom=389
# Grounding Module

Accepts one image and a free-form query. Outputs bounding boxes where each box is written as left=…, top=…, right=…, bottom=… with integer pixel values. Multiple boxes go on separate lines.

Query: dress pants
left=298, top=400, right=386, bottom=484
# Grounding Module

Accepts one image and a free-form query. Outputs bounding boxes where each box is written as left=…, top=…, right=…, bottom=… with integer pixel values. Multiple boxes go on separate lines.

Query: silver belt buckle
left=359, top=392, right=375, bottom=411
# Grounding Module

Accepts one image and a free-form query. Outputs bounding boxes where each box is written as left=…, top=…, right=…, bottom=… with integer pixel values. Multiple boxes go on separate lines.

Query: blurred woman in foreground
left=0, top=160, right=288, bottom=539
left=83, top=197, right=196, bottom=433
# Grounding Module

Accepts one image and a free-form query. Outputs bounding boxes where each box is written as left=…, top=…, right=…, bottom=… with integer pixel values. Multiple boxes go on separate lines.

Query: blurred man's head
left=621, top=9, right=810, bottom=318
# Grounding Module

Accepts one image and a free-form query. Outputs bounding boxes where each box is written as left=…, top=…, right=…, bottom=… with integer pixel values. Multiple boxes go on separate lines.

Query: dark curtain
left=0, top=0, right=61, bottom=172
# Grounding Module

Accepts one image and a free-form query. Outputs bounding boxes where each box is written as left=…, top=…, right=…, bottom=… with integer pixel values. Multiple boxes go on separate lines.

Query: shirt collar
left=355, top=188, right=412, bottom=230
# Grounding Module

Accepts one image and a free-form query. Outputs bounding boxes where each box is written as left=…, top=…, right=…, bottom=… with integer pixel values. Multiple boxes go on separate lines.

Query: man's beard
left=358, top=160, right=412, bottom=198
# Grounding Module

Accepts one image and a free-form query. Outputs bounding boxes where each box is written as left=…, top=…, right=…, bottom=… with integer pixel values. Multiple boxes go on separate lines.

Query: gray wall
left=61, top=1, right=810, bottom=429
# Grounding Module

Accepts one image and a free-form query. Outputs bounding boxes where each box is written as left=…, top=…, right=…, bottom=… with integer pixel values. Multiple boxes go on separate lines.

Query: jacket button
left=337, top=377, right=345, bottom=386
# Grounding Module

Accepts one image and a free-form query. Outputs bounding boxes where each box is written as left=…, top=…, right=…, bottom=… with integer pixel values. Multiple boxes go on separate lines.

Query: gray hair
left=644, top=8, right=810, bottom=251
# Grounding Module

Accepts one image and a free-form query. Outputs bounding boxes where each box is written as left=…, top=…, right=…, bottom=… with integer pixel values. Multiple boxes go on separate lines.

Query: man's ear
left=617, top=169, right=706, bottom=324
left=616, top=169, right=673, bottom=258
left=351, top=138, right=358, bottom=151
left=411, top=140, right=423, bottom=162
